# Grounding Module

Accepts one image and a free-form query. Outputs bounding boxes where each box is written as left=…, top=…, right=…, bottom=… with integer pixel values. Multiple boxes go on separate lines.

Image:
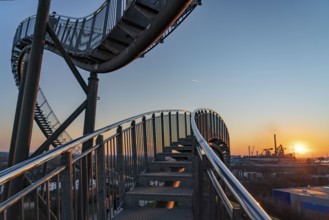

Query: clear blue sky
left=1, top=0, right=329, bottom=157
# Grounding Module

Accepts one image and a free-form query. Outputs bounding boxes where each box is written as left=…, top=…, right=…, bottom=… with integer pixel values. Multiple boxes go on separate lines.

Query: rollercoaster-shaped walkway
left=2, top=0, right=271, bottom=219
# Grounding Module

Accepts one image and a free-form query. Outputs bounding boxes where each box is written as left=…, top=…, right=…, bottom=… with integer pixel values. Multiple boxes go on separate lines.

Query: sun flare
left=294, top=143, right=308, bottom=154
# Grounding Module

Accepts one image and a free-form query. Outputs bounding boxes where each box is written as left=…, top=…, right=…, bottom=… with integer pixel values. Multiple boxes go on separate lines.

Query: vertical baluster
left=131, top=121, right=138, bottom=177
left=96, top=135, right=106, bottom=220
left=35, top=189, right=39, bottom=220
left=116, top=0, right=122, bottom=23
left=152, top=114, right=157, bottom=158
left=161, top=113, right=165, bottom=152
left=184, top=112, right=188, bottom=138
left=142, top=117, right=148, bottom=166
left=209, top=111, right=213, bottom=139
left=176, top=111, right=180, bottom=141
left=75, top=18, right=86, bottom=50
left=60, top=18, right=70, bottom=42
left=168, top=112, right=172, bottom=144
left=61, top=152, right=73, bottom=220
left=56, top=175, right=60, bottom=218
left=87, top=14, right=96, bottom=50
left=103, top=1, right=110, bottom=37
left=25, top=17, right=31, bottom=37
left=70, top=20, right=79, bottom=48
left=116, top=126, right=124, bottom=206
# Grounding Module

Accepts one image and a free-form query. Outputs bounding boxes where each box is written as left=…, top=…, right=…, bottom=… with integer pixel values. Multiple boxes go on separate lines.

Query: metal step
left=134, top=2, right=159, bottom=21
left=164, top=146, right=193, bottom=152
left=171, top=141, right=193, bottom=146
left=112, top=207, right=193, bottom=220
left=125, top=187, right=193, bottom=208
left=157, top=152, right=193, bottom=161
left=148, top=161, right=192, bottom=172
left=138, top=172, right=192, bottom=187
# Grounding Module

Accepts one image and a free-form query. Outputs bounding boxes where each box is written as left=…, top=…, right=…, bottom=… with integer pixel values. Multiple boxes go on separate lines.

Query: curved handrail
left=191, top=108, right=271, bottom=220
left=0, top=109, right=189, bottom=185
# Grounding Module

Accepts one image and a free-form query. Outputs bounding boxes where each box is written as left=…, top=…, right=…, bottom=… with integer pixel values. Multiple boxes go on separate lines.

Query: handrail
left=191, top=108, right=271, bottom=220
left=0, top=109, right=189, bottom=185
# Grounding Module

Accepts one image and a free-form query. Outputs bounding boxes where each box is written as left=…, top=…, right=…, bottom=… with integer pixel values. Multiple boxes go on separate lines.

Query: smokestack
left=248, top=146, right=250, bottom=157
left=274, top=134, right=277, bottom=155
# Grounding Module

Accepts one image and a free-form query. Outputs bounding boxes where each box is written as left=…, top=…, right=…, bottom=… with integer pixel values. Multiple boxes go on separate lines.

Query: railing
left=191, top=109, right=271, bottom=220
left=13, top=0, right=131, bottom=52
left=0, top=110, right=191, bottom=220
left=13, top=0, right=198, bottom=55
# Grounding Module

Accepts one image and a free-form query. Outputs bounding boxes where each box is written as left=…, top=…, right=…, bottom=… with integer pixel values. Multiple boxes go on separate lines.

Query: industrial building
left=273, top=186, right=329, bottom=214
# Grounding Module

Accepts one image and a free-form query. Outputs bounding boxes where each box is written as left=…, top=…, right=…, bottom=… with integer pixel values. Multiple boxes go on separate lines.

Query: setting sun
left=294, top=143, right=308, bottom=154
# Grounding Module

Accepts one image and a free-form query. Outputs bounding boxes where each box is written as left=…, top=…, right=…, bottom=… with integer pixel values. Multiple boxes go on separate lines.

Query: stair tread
left=149, top=161, right=192, bottom=165
left=126, top=187, right=193, bottom=196
left=112, top=207, right=193, bottom=220
left=158, top=152, right=192, bottom=155
left=139, top=172, right=192, bottom=178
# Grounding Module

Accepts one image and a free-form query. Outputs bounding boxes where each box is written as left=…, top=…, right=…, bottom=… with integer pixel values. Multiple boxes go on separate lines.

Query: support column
left=2, top=50, right=30, bottom=201
left=6, top=0, right=51, bottom=219
left=80, top=72, right=99, bottom=220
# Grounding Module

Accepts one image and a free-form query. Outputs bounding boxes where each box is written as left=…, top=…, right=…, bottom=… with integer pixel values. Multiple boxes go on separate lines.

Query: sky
left=1, top=0, right=329, bottom=157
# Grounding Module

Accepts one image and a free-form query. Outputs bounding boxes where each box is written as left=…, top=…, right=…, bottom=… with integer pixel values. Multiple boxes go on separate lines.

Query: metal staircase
left=116, top=137, right=194, bottom=219
left=0, top=109, right=271, bottom=220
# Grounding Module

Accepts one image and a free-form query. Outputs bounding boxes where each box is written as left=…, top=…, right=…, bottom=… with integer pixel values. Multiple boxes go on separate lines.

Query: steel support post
left=96, top=135, right=106, bottom=220
left=7, top=1, right=51, bottom=219
left=79, top=72, right=99, bottom=220
left=3, top=50, right=30, bottom=201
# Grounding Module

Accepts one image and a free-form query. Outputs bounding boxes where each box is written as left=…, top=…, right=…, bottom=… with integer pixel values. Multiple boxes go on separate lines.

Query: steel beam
left=80, top=72, right=99, bottom=220
left=6, top=0, right=51, bottom=219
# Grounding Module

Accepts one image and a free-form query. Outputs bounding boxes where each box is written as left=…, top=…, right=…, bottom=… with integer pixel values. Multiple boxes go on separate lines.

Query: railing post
left=116, top=125, right=125, bottom=207
left=160, top=112, right=165, bottom=152
left=75, top=18, right=86, bottom=49
left=142, top=117, right=148, bottom=165
left=116, top=0, right=123, bottom=22
left=168, top=112, right=172, bottom=144
left=193, top=137, right=201, bottom=220
left=96, top=135, right=106, bottom=220
left=205, top=111, right=208, bottom=141
left=131, top=120, right=138, bottom=177
left=184, top=112, right=188, bottom=138
left=209, top=111, right=213, bottom=139
left=103, top=2, right=110, bottom=37
left=61, top=152, right=74, bottom=220
left=152, top=114, right=157, bottom=158
left=176, top=111, right=180, bottom=141
left=69, top=20, right=79, bottom=48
